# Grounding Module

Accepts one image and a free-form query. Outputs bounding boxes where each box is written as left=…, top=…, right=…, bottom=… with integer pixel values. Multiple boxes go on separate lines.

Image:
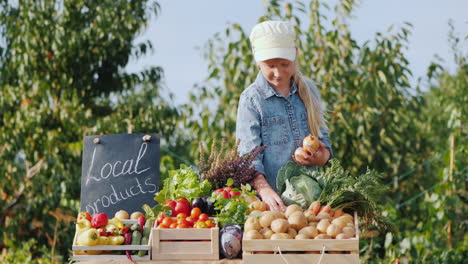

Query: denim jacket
left=236, top=72, right=332, bottom=192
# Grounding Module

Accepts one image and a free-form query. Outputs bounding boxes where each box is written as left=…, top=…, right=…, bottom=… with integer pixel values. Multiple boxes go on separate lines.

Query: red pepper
left=122, top=226, right=131, bottom=235
left=164, top=200, right=177, bottom=217
left=174, top=198, right=191, bottom=216
left=91, top=213, right=108, bottom=228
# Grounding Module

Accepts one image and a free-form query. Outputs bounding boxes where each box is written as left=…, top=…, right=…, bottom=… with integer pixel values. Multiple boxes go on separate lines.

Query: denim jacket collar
left=255, top=72, right=298, bottom=100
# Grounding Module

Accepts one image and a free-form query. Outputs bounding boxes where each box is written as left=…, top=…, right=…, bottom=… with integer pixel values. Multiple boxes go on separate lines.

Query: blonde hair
left=294, top=63, right=325, bottom=137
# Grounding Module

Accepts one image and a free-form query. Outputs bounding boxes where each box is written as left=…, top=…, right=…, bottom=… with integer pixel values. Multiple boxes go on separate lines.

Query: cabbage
left=280, top=175, right=322, bottom=209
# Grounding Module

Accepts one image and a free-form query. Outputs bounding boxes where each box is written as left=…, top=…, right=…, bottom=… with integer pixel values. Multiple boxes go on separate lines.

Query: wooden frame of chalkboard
left=79, top=133, right=160, bottom=217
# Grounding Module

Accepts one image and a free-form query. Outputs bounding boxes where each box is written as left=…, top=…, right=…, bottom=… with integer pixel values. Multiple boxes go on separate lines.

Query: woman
left=236, top=20, right=332, bottom=211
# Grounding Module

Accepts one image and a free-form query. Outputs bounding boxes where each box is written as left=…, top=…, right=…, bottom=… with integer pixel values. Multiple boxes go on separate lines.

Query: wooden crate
left=242, top=212, right=360, bottom=264
left=151, top=227, right=220, bottom=261
left=72, top=220, right=151, bottom=261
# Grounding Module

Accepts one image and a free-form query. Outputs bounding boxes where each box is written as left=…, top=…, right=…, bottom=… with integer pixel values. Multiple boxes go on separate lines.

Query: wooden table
left=77, top=260, right=242, bottom=264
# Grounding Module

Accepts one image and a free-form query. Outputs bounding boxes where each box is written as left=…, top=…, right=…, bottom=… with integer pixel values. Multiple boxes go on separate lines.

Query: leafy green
left=276, top=161, right=310, bottom=192
left=212, top=183, right=257, bottom=227
left=154, top=165, right=212, bottom=204
left=281, top=176, right=322, bottom=208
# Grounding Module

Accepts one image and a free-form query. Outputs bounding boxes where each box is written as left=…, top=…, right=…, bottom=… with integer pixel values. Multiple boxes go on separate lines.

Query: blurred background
left=0, top=0, right=466, bottom=263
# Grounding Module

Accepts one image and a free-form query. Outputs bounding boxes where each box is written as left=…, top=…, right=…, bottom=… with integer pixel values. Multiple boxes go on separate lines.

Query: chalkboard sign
left=79, top=133, right=160, bottom=216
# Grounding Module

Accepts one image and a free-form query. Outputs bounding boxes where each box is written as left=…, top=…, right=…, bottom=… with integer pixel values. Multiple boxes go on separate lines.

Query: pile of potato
left=243, top=204, right=356, bottom=240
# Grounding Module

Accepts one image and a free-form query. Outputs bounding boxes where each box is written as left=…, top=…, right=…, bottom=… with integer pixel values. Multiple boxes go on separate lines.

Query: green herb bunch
left=316, top=159, right=395, bottom=232
left=199, top=139, right=266, bottom=189
left=211, top=179, right=257, bottom=227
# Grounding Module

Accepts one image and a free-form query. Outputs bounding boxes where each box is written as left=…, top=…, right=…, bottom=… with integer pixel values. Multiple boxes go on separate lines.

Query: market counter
left=77, top=260, right=242, bottom=264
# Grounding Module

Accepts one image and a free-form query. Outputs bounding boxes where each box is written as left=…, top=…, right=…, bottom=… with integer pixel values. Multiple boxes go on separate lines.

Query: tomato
left=185, top=216, right=195, bottom=226
left=157, top=212, right=166, bottom=224
left=214, top=189, right=230, bottom=199
left=190, top=207, right=201, bottom=220
left=158, top=223, right=169, bottom=229
left=194, top=221, right=207, bottom=228
left=169, top=223, right=178, bottom=229
left=161, top=217, right=173, bottom=226
left=205, top=220, right=215, bottom=228
left=176, top=213, right=187, bottom=221
left=177, top=218, right=190, bottom=226
left=177, top=223, right=190, bottom=229
left=198, top=213, right=209, bottom=222
left=229, top=190, right=241, bottom=197
left=91, top=213, right=108, bottom=228
left=77, top=212, right=92, bottom=222
left=164, top=200, right=177, bottom=217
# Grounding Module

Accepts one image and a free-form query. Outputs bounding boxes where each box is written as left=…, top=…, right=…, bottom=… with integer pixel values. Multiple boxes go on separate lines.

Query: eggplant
left=204, top=198, right=217, bottom=216
left=219, top=224, right=243, bottom=259
left=191, top=197, right=207, bottom=213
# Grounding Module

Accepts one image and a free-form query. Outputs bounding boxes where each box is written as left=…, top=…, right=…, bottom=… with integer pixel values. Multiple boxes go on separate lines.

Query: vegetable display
left=276, top=159, right=393, bottom=232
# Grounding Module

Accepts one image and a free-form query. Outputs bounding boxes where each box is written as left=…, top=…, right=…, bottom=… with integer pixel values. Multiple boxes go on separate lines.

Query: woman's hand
left=252, top=174, right=286, bottom=212
left=294, top=141, right=330, bottom=167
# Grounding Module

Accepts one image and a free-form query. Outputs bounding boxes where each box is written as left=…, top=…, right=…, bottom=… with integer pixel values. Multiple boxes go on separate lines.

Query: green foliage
left=0, top=0, right=183, bottom=263
left=153, top=165, right=212, bottom=204
left=182, top=0, right=467, bottom=263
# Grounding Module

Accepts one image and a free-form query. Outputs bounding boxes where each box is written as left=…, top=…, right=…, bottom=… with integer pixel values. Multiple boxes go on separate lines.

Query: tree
left=0, top=0, right=182, bottom=262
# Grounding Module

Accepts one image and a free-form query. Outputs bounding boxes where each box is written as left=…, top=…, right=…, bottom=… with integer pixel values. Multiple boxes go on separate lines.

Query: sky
left=126, top=0, right=467, bottom=105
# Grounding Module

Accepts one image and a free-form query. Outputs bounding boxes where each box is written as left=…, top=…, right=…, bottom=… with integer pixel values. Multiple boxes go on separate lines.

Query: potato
left=288, top=211, right=307, bottom=230
left=342, top=226, right=356, bottom=237
left=270, top=219, right=289, bottom=233
left=259, top=212, right=277, bottom=228
left=315, top=234, right=332, bottom=239
left=260, top=228, right=274, bottom=239
left=285, top=204, right=303, bottom=218
left=295, top=234, right=309, bottom=240
left=336, top=233, right=352, bottom=239
left=249, top=200, right=267, bottom=212
left=287, top=228, right=297, bottom=238
left=332, top=216, right=353, bottom=228
left=130, top=211, right=144, bottom=220
left=298, top=226, right=318, bottom=239
left=249, top=210, right=263, bottom=217
left=304, top=210, right=318, bottom=222
left=326, top=223, right=342, bottom=238
left=115, top=210, right=129, bottom=220
left=317, top=219, right=331, bottom=234
left=316, top=212, right=332, bottom=220
left=244, top=230, right=263, bottom=239
left=244, top=217, right=262, bottom=232
left=271, top=233, right=293, bottom=240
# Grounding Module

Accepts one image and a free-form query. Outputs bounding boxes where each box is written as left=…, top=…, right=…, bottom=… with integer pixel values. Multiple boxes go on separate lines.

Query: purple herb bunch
left=198, top=139, right=266, bottom=189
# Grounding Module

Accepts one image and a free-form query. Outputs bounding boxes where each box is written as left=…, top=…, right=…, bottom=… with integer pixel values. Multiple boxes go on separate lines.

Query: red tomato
left=77, top=212, right=92, bottom=222
left=169, top=223, right=178, bottom=229
left=198, top=213, right=209, bottom=222
left=214, top=189, right=231, bottom=199
left=164, top=200, right=177, bottom=217
left=229, top=190, right=241, bottom=197
left=91, top=213, right=108, bottom=228
left=158, top=223, right=169, bottom=229
left=190, top=207, right=202, bottom=220
left=177, top=223, right=190, bottom=229
left=157, top=212, right=166, bottom=224
left=176, top=213, right=187, bottom=221
left=161, top=217, right=173, bottom=226
left=205, top=220, right=215, bottom=228
left=194, top=221, right=207, bottom=228
left=185, top=216, right=195, bottom=226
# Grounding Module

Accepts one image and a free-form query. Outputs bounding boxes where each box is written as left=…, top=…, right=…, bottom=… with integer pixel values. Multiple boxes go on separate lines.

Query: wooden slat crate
left=151, top=227, right=220, bottom=261
left=242, top=212, right=360, bottom=264
left=72, top=220, right=151, bottom=261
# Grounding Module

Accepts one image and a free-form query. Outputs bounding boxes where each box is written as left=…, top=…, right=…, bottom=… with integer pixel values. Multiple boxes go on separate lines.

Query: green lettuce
left=154, top=165, right=212, bottom=204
